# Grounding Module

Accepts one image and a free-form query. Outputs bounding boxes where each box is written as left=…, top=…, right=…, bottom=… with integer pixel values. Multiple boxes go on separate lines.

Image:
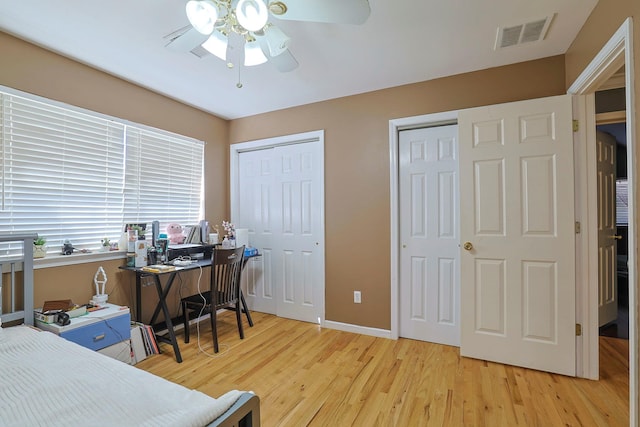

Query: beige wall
left=230, top=56, right=567, bottom=329
left=0, top=32, right=228, bottom=316
left=0, top=29, right=571, bottom=330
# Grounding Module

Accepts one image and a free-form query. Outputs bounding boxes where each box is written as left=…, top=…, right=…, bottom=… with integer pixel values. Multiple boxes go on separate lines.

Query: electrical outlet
left=354, top=291, right=361, bottom=304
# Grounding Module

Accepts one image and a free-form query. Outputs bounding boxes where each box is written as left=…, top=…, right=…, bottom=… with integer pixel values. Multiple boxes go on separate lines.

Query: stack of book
left=34, top=301, right=88, bottom=323
left=182, top=224, right=202, bottom=244
left=130, top=322, right=159, bottom=364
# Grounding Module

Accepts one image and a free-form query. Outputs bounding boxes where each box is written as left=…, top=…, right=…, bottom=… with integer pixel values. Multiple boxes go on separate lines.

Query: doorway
left=567, top=16, right=636, bottom=422
left=596, top=104, right=629, bottom=340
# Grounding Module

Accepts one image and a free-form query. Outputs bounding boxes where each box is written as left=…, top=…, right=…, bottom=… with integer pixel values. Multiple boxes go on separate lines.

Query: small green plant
left=34, top=236, right=46, bottom=246
left=101, top=237, right=111, bottom=247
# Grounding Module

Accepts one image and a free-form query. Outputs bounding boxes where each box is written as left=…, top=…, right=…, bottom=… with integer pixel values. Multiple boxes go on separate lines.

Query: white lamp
left=92, top=266, right=108, bottom=305
left=186, top=0, right=219, bottom=35
left=202, top=30, right=228, bottom=60
left=235, top=0, right=269, bottom=32
left=244, top=38, right=267, bottom=66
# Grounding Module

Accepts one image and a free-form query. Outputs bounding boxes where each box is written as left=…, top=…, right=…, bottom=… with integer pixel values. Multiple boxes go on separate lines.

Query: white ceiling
left=0, top=0, right=598, bottom=120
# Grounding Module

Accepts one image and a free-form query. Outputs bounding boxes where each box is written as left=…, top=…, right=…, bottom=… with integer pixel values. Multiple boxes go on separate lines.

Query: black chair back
left=211, top=246, right=245, bottom=309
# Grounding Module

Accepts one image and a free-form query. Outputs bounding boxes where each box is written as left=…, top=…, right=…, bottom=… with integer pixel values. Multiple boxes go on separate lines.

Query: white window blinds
left=123, top=127, right=204, bottom=226
left=0, top=89, right=204, bottom=256
left=616, top=178, right=629, bottom=226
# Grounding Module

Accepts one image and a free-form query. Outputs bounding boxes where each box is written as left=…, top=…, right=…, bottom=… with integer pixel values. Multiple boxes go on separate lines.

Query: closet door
left=237, top=138, right=325, bottom=324
left=399, top=124, right=460, bottom=346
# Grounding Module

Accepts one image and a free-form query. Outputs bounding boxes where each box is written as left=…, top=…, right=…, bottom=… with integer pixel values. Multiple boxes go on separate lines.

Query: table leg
left=151, top=274, right=182, bottom=363
left=148, top=272, right=177, bottom=325
left=135, top=274, right=142, bottom=323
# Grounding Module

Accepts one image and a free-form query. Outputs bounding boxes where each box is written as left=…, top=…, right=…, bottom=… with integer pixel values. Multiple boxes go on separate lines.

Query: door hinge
left=573, top=120, right=579, bottom=132
left=576, top=323, right=582, bottom=336
left=575, top=221, right=581, bottom=234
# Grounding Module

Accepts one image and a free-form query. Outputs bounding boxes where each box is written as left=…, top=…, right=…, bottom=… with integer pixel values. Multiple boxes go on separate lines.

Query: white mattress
left=0, top=326, right=242, bottom=427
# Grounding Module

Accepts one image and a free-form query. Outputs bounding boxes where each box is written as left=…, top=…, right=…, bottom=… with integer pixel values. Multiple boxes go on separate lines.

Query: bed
left=0, top=233, right=260, bottom=427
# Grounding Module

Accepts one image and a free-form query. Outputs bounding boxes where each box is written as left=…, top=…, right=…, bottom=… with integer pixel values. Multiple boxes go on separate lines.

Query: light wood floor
left=136, top=311, right=629, bottom=426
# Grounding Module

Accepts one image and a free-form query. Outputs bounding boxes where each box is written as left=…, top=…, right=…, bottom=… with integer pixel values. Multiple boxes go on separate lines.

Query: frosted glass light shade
left=202, top=31, right=228, bottom=60
left=186, top=0, right=219, bottom=35
left=236, top=0, right=269, bottom=32
left=264, top=25, right=290, bottom=57
left=244, top=39, right=267, bottom=66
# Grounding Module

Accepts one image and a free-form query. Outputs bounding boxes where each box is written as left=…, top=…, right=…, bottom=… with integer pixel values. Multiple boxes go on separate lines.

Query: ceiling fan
left=165, top=0, right=371, bottom=79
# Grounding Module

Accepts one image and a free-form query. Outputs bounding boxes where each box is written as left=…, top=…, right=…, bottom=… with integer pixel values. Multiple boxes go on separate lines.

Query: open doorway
left=596, top=86, right=629, bottom=340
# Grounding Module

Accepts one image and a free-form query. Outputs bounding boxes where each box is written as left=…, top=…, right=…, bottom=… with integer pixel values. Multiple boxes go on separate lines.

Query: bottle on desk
left=156, top=234, right=169, bottom=264
left=147, top=246, right=157, bottom=265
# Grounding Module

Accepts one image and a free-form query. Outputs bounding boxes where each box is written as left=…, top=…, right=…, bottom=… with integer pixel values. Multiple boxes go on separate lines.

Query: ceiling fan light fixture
left=236, top=0, right=269, bottom=32
left=264, top=24, right=290, bottom=57
left=244, top=38, right=268, bottom=66
left=268, top=1, right=287, bottom=16
left=186, top=0, right=219, bottom=35
left=202, top=30, right=228, bottom=60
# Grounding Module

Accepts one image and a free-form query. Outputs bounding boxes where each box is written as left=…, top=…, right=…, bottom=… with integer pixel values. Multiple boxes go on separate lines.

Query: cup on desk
left=157, top=238, right=169, bottom=263
left=208, top=233, right=218, bottom=244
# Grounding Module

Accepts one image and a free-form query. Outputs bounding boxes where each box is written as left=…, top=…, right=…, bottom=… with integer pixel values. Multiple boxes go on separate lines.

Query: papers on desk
left=141, top=264, right=176, bottom=273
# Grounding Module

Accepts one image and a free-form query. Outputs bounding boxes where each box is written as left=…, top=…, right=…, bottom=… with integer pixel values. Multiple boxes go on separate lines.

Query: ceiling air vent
left=495, top=14, right=555, bottom=49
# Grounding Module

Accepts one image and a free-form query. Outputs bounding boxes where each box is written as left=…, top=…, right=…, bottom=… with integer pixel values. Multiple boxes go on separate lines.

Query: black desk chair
left=181, top=246, right=246, bottom=353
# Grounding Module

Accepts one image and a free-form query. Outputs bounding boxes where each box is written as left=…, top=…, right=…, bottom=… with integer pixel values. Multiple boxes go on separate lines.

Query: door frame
left=567, top=16, right=636, bottom=421
left=229, top=129, right=326, bottom=325
left=389, top=110, right=459, bottom=339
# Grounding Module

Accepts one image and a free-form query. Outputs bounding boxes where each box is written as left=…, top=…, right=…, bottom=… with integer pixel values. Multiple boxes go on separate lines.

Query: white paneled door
left=236, top=137, right=324, bottom=324
left=459, top=95, right=576, bottom=376
left=596, top=130, right=618, bottom=327
left=399, top=125, right=460, bottom=346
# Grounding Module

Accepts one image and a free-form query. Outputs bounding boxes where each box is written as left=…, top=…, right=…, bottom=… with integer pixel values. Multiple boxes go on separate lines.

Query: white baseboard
left=323, top=320, right=393, bottom=339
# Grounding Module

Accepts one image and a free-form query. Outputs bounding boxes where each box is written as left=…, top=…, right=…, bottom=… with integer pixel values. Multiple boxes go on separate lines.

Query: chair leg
left=236, top=304, right=244, bottom=340
left=240, top=292, right=254, bottom=327
left=210, top=308, right=219, bottom=353
left=182, top=301, right=190, bottom=343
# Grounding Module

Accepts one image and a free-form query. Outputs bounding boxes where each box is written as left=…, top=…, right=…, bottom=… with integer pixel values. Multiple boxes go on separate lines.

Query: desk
left=120, top=254, right=258, bottom=363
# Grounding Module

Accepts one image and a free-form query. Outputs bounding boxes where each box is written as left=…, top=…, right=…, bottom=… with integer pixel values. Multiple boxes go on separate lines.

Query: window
left=616, top=178, right=629, bottom=226
left=0, top=88, right=204, bottom=257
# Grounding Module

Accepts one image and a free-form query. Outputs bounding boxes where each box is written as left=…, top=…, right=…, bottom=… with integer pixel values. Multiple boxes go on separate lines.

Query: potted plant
left=101, top=237, right=111, bottom=251
left=34, top=236, right=47, bottom=258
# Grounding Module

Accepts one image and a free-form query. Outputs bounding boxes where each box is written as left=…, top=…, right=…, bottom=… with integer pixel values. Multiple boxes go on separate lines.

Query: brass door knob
left=463, top=241, right=473, bottom=251
left=611, top=235, right=622, bottom=240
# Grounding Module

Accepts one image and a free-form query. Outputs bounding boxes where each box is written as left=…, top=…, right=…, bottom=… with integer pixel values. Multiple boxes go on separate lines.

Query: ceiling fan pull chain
left=237, top=63, right=243, bottom=88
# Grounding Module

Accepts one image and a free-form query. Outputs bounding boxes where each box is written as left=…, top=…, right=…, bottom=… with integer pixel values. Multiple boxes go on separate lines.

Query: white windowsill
left=34, top=250, right=126, bottom=269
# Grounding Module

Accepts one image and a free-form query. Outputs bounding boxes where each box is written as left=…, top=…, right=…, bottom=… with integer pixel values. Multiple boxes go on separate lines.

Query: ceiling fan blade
left=270, top=49, right=299, bottom=72
left=165, top=26, right=209, bottom=52
left=270, top=0, right=370, bottom=25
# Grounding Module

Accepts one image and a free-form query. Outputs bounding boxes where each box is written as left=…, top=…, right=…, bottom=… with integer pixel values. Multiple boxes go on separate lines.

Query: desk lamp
left=91, top=266, right=108, bottom=305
